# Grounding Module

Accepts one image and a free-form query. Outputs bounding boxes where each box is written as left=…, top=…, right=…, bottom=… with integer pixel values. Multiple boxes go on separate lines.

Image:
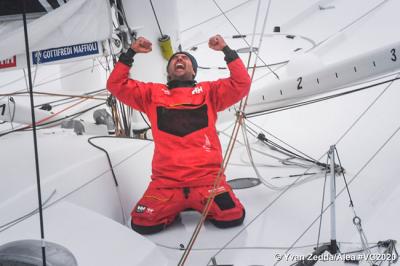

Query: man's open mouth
left=175, top=63, right=185, bottom=70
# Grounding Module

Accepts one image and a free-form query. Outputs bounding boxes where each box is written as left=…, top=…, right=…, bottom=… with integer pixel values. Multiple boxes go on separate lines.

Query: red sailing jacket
left=107, top=52, right=251, bottom=188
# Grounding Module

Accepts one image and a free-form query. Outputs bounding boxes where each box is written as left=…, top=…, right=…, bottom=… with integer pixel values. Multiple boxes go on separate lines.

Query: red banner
left=0, top=56, right=17, bottom=69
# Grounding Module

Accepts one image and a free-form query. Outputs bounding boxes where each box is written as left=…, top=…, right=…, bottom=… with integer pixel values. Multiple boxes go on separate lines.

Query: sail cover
left=0, top=0, right=112, bottom=60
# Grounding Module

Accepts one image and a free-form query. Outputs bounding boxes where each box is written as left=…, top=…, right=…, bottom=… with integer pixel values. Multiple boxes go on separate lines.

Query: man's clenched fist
left=131, top=37, right=152, bottom=53
left=208, top=34, right=227, bottom=51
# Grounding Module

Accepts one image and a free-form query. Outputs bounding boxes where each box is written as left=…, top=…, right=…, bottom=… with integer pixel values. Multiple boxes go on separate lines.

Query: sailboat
left=0, top=0, right=399, bottom=265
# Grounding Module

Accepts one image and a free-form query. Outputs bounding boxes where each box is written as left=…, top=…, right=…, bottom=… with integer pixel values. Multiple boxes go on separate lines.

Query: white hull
left=0, top=0, right=399, bottom=265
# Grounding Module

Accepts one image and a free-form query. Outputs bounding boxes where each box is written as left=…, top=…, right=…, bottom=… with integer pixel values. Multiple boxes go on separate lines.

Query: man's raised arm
left=208, top=35, right=251, bottom=112
left=106, top=37, right=153, bottom=113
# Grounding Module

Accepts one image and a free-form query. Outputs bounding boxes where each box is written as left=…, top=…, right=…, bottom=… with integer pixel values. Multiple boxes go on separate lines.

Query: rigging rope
left=0, top=74, right=26, bottom=92
left=149, top=0, right=164, bottom=37
left=106, top=23, right=142, bottom=137
left=244, top=120, right=321, bottom=165
left=335, top=147, right=373, bottom=263
left=157, top=239, right=385, bottom=252
left=87, top=136, right=128, bottom=225
left=246, top=75, right=400, bottom=117
left=0, top=93, right=105, bottom=138
left=31, top=102, right=105, bottom=130
left=113, top=1, right=133, bottom=37
left=248, top=0, right=262, bottom=63
left=241, top=120, right=280, bottom=190
left=312, top=0, right=391, bottom=51
left=211, top=0, right=280, bottom=80
left=198, top=58, right=288, bottom=71
left=0, top=190, right=57, bottom=233
left=105, top=34, right=127, bottom=136
left=36, top=62, right=103, bottom=88
left=33, top=88, right=106, bottom=108
left=219, top=128, right=317, bottom=169
left=27, top=93, right=101, bottom=128
left=241, top=120, right=326, bottom=190
left=335, top=73, right=400, bottom=145
left=22, top=68, right=29, bottom=94
left=181, top=0, right=254, bottom=33
left=0, top=64, right=39, bottom=103
left=0, top=62, right=104, bottom=93
left=22, top=5, right=47, bottom=265
left=0, top=91, right=106, bottom=100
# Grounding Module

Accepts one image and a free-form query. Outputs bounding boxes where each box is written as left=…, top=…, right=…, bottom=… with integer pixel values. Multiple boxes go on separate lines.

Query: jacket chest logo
left=192, top=86, right=203, bottom=95
left=161, top=88, right=171, bottom=95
